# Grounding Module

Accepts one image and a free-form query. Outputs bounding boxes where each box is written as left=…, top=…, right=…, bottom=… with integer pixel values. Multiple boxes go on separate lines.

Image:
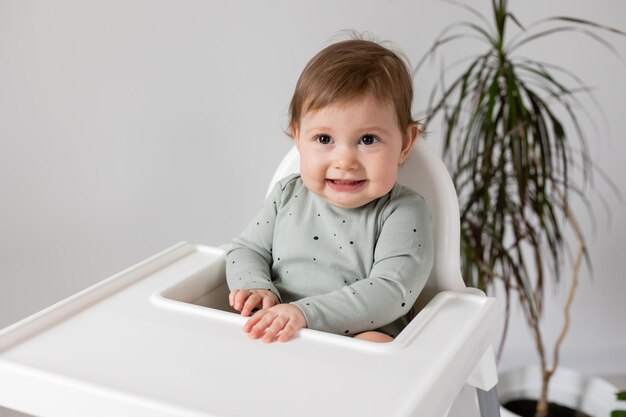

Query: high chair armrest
left=391, top=289, right=499, bottom=417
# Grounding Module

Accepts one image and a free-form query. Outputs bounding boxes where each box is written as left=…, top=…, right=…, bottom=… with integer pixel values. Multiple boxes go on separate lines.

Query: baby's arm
left=226, top=179, right=287, bottom=317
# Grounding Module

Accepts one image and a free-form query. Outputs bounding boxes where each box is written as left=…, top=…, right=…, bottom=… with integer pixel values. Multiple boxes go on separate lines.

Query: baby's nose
left=333, top=146, right=359, bottom=170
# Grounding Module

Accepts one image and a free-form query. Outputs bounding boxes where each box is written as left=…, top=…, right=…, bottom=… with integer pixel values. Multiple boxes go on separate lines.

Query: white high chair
left=0, top=138, right=500, bottom=417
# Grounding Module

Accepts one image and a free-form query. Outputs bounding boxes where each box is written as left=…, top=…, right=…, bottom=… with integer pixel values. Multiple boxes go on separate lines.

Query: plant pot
left=498, top=366, right=620, bottom=417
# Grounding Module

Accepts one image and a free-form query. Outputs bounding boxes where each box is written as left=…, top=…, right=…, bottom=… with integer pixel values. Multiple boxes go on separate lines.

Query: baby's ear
left=290, top=124, right=300, bottom=141
left=292, top=127, right=304, bottom=153
left=400, top=123, right=419, bottom=162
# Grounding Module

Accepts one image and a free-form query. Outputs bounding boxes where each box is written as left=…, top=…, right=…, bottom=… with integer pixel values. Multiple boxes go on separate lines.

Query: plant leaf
left=413, top=0, right=625, bottom=371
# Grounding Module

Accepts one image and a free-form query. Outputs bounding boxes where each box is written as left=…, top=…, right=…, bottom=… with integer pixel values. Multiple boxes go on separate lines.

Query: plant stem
left=528, top=308, right=549, bottom=417
left=549, top=244, right=582, bottom=374
left=534, top=190, right=586, bottom=417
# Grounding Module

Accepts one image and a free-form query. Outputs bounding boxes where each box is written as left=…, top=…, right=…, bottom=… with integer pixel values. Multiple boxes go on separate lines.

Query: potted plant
left=413, top=1, right=624, bottom=416
left=613, top=391, right=626, bottom=417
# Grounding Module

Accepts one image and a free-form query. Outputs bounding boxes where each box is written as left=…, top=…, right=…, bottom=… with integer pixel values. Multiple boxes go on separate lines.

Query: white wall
left=1, top=0, right=625, bottom=375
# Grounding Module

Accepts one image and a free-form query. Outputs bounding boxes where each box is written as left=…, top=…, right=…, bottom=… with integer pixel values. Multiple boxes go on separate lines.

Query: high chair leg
left=477, top=386, right=501, bottom=417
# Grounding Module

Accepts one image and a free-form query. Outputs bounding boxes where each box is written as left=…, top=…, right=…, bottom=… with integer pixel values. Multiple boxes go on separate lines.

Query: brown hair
left=288, top=39, right=416, bottom=137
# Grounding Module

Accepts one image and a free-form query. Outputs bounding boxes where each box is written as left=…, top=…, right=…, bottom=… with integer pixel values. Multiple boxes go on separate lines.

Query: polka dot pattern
left=226, top=174, right=433, bottom=339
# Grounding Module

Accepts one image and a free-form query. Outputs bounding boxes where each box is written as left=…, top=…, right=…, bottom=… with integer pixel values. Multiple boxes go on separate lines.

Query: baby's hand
left=229, top=289, right=278, bottom=317
left=243, top=304, right=306, bottom=343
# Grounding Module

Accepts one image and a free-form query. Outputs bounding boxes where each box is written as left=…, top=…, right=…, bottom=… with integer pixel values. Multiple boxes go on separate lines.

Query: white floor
left=1, top=375, right=624, bottom=417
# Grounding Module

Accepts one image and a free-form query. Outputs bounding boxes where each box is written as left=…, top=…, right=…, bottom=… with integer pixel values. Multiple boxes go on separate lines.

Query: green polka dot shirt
left=226, top=174, right=433, bottom=338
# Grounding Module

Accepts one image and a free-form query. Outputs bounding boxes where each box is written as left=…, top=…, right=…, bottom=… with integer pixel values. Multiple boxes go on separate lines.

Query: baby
left=226, top=38, right=433, bottom=343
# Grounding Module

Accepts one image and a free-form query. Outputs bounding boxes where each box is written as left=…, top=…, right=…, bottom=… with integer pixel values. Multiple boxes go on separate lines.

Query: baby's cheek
left=299, top=168, right=323, bottom=193
left=383, top=164, right=400, bottom=186
left=375, top=170, right=399, bottom=194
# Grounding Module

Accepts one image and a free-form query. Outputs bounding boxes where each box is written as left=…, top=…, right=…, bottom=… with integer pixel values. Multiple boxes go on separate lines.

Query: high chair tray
left=0, top=242, right=498, bottom=417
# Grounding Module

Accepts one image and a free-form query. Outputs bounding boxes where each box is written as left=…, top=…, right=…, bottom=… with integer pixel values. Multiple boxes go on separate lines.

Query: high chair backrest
left=267, top=138, right=466, bottom=309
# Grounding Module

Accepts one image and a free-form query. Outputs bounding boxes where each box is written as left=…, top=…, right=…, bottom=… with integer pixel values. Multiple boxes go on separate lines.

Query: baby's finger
left=241, top=293, right=261, bottom=317
left=243, top=309, right=266, bottom=333
left=229, top=290, right=238, bottom=307
left=233, top=290, right=251, bottom=311
left=277, top=320, right=299, bottom=343
left=262, top=293, right=277, bottom=310
left=247, top=314, right=275, bottom=339
left=261, top=316, right=287, bottom=343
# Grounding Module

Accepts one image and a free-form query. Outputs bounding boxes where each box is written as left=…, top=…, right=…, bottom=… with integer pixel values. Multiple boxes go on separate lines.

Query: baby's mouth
left=326, top=179, right=365, bottom=191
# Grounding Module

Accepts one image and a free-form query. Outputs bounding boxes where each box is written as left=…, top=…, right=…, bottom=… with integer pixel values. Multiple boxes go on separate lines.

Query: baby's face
left=293, top=95, right=416, bottom=209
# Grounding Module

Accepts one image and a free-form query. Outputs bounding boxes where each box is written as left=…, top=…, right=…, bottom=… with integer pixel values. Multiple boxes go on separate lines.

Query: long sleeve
left=225, top=178, right=286, bottom=301
left=226, top=175, right=434, bottom=337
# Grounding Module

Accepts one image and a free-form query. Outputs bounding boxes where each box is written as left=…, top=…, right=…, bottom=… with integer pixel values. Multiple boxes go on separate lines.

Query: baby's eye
left=315, top=134, right=333, bottom=145
left=359, top=134, right=379, bottom=145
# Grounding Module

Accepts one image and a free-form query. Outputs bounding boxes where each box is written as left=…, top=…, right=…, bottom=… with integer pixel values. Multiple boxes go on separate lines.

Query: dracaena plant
left=414, top=1, right=624, bottom=416
left=613, top=391, right=626, bottom=417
